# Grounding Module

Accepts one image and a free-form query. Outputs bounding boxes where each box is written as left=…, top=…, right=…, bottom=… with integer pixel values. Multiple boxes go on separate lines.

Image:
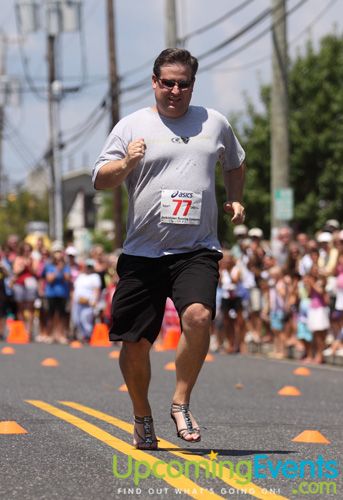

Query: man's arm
left=222, top=162, right=246, bottom=225
left=94, top=138, right=146, bottom=190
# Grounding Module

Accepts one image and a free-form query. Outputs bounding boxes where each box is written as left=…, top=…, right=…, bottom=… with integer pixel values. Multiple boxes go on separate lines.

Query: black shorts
left=0, top=295, right=17, bottom=319
left=110, top=249, right=222, bottom=344
left=47, top=297, right=67, bottom=318
left=221, top=297, right=243, bottom=313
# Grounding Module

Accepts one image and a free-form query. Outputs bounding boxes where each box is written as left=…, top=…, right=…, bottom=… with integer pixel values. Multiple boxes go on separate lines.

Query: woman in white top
left=72, top=259, right=101, bottom=342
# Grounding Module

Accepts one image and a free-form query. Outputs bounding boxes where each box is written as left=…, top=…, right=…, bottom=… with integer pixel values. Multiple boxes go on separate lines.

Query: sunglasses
left=156, top=77, right=193, bottom=91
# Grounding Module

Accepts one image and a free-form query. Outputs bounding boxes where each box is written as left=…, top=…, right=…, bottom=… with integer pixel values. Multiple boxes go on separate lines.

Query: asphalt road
left=0, top=343, right=342, bottom=500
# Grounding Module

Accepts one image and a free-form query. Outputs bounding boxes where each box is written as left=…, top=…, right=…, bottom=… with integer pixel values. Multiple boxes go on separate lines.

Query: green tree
left=289, top=35, right=343, bottom=231
left=0, top=192, right=49, bottom=244
left=228, top=33, right=343, bottom=238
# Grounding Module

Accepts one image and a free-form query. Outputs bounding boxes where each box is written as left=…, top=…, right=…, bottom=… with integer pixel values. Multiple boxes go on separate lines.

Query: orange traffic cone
left=7, top=321, right=30, bottom=344
left=278, top=385, right=301, bottom=396
left=293, top=367, right=311, bottom=376
left=89, top=323, right=111, bottom=347
left=164, top=361, right=176, bottom=371
left=69, top=340, right=83, bottom=349
left=292, top=430, right=330, bottom=444
left=41, top=358, right=59, bottom=367
left=162, top=327, right=181, bottom=350
left=118, top=384, right=128, bottom=392
left=109, top=350, right=120, bottom=359
left=1, top=346, right=15, bottom=355
left=0, top=421, right=28, bottom=434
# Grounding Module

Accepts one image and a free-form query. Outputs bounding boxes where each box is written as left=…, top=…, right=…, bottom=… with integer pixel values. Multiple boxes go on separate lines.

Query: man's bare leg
left=119, top=338, right=157, bottom=449
left=119, top=338, right=153, bottom=416
left=171, top=303, right=212, bottom=441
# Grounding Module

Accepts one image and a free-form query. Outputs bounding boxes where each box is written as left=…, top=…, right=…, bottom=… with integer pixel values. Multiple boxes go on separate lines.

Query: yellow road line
left=26, top=400, right=223, bottom=500
left=60, top=401, right=289, bottom=500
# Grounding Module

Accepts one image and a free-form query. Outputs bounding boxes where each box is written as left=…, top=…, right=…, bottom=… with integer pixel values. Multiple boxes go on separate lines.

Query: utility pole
left=47, top=34, right=63, bottom=242
left=16, top=0, right=82, bottom=242
left=165, top=0, right=178, bottom=47
left=270, top=0, right=290, bottom=234
left=47, top=34, right=57, bottom=239
left=0, top=32, right=20, bottom=204
left=106, top=0, right=123, bottom=249
left=0, top=33, right=5, bottom=204
left=0, top=104, right=4, bottom=203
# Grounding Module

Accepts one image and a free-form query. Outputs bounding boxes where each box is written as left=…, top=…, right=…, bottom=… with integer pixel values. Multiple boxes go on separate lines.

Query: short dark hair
left=153, top=48, right=199, bottom=79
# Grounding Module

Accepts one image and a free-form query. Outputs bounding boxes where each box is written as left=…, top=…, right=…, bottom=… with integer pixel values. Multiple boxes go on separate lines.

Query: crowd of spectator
left=212, top=220, right=343, bottom=364
left=0, top=235, right=119, bottom=344
left=1, top=219, right=343, bottom=364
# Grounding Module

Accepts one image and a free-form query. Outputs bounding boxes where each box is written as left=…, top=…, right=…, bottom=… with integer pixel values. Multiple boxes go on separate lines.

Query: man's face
left=152, top=63, right=194, bottom=118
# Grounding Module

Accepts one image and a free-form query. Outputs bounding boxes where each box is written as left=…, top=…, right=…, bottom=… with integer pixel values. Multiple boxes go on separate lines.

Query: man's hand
left=126, top=138, right=146, bottom=168
left=94, top=138, right=146, bottom=190
left=223, top=201, right=246, bottom=225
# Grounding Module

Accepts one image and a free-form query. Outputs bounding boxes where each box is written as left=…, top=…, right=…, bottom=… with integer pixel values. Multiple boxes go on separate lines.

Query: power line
left=3, top=113, right=51, bottom=185
left=54, top=88, right=151, bottom=151
left=196, top=3, right=279, bottom=62
left=61, top=100, right=108, bottom=147
left=197, top=0, right=309, bottom=73
left=213, top=0, right=338, bottom=74
left=118, top=1, right=284, bottom=92
left=5, top=127, right=40, bottom=173
left=212, top=54, right=270, bottom=73
left=2, top=106, right=26, bottom=141
left=30, top=0, right=310, bottom=143
left=121, top=87, right=151, bottom=107
left=14, top=11, right=47, bottom=101
left=51, top=87, right=151, bottom=152
left=180, top=0, right=256, bottom=43
left=6, top=0, right=329, bottom=182
left=60, top=105, right=108, bottom=160
left=4, top=114, right=40, bottom=165
left=10, top=1, right=297, bottom=101
left=120, top=0, right=256, bottom=80
left=289, top=0, right=338, bottom=45
left=62, top=92, right=108, bottom=137
left=120, top=57, right=154, bottom=80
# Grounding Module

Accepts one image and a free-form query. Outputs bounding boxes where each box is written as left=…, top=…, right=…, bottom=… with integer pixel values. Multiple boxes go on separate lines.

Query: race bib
left=160, top=190, right=202, bottom=225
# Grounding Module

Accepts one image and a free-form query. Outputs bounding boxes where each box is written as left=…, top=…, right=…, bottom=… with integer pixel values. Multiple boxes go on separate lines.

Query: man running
left=92, top=48, right=246, bottom=449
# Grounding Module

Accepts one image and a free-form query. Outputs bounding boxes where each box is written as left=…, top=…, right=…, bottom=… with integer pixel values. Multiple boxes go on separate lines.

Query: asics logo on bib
left=171, top=191, right=193, bottom=199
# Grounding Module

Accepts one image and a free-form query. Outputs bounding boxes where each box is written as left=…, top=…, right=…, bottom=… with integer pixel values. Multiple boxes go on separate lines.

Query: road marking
left=26, top=400, right=223, bottom=499
left=60, top=401, right=288, bottom=500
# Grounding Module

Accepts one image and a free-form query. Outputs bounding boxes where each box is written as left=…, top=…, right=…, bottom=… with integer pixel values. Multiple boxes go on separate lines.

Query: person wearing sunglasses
left=92, top=48, right=246, bottom=449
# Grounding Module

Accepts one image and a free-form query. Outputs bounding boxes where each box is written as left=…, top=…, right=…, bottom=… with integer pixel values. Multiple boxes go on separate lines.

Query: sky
left=1, top=0, right=342, bottom=187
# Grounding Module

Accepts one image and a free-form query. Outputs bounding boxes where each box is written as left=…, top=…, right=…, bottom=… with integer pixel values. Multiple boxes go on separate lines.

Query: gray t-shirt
left=92, top=106, right=245, bottom=257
